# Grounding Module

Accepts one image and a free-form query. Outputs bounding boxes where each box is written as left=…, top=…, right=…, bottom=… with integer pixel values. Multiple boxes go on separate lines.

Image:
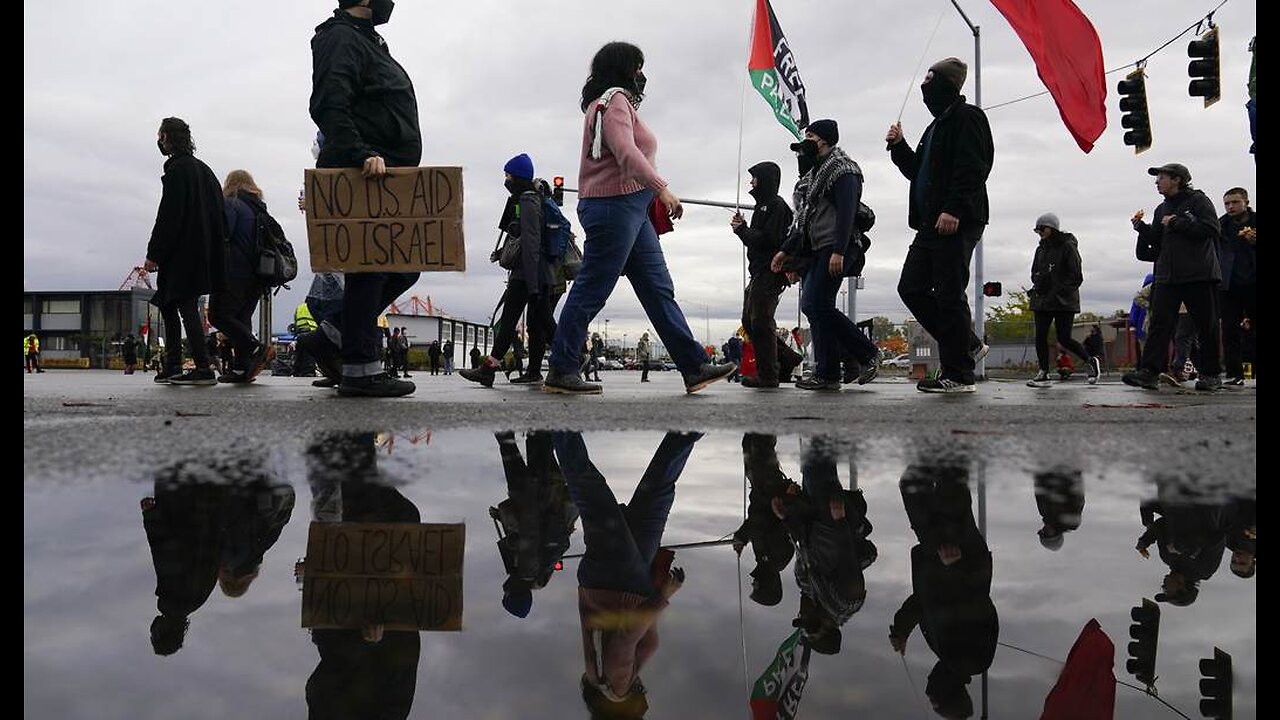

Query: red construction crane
left=388, top=294, right=448, bottom=317
left=119, top=266, right=154, bottom=291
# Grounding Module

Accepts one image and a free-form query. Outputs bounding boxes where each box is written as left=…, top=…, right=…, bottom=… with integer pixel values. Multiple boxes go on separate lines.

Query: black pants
left=491, top=279, right=558, bottom=374
left=742, top=272, right=787, bottom=382
left=1034, top=311, right=1090, bottom=372
left=1220, top=284, right=1256, bottom=378
left=1140, top=282, right=1220, bottom=376
left=341, top=272, right=419, bottom=378
left=898, top=228, right=983, bottom=383
left=159, top=297, right=209, bottom=370
left=209, top=280, right=262, bottom=371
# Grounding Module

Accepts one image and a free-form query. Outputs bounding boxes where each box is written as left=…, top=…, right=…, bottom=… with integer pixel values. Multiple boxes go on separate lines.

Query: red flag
left=1040, top=619, right=1117, bottom=719
left=989, top=0, right=1107, bottom=152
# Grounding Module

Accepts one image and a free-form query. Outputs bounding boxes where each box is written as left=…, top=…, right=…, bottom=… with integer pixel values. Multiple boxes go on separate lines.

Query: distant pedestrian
left=1024, top=213, right=1099, bottom=388
left=210, top=169, right=275, bottom=384
left=637, top=332, right=652, bottom=382
left=144, top=117, right=225, bottom=387
left=428, top=340, right=442, bottom=376
left=1123, top=163, right=1223, bottom=392
left=1083, top=324, right=1105, bottom=372
left=886, top=58, right=994, bottom=393
left=470, top=345, right=482, bottom=369
left=122, top=333, right=140, bottom=374
left=24, top=332, right=43, bottom=373
left=442, top=339, right=454, bottom=375
left=1217, top=187, right=1256, bottom=385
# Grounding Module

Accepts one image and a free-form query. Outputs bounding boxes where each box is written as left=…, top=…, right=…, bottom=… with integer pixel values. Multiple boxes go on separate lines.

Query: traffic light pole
left=950, top=0, right=985, bottom=381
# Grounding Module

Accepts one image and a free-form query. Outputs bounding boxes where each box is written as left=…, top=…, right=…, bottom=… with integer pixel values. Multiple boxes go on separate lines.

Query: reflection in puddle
left=26, top=430, right=1255, bottom=719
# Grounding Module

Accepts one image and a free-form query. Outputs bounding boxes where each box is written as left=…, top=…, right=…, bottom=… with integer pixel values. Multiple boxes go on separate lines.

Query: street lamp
left=604, top=319, right=610, bottom=346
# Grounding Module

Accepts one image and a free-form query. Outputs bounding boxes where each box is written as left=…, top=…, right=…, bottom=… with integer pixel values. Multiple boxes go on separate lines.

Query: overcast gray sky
left=24, top=0, right=1256, bottom=345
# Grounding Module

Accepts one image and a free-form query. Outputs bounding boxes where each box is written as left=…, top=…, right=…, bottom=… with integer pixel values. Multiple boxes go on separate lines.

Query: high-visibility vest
left=293, top=303, right=318, bottom=332
left=25, top=335, right=38, bottom=353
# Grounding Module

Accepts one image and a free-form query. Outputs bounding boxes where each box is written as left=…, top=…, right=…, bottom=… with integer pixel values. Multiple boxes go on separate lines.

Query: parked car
left=881, top=353, right=911, bottom=369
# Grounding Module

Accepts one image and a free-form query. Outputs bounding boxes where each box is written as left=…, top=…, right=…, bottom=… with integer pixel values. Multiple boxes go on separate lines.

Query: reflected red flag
left=1041, top=618, right=1116, bottom=719
left=990, top=0, right=1107, bottom=152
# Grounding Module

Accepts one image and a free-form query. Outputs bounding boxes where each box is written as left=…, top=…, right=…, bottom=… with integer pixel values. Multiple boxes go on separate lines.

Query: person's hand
left=771, top=496, right=787, bottom=520
left=659, top=187, right=683, bottom=220
left=829, top=496, right=846, bottom=520
left=362, top=155, right=387, bottom=178
left=784, top=271, right=799, bottom=284
left=1131, top=210, right=1145, bottom=229
left=140, top=497, right=156, bottom=512
left=661, top=566, right=686, bottom=599
left=362, top=624, right=385, bottom=644
left=730, top=212, right=745, bottom=229
left=770, top=251, right=787, bottom=274
left=885, top=122, right=904, bottom=145
left=143, top=259, right=158, bottom=273
left=1239, top=226, right=1257, bottom=244
left=828, top=252, right=844, bottom=277
left=1160, top=214, right=1175, bottom=227
left=1136, top=545, right=1150, bottom=559
left=938, top=544, right=962, bottom=565
left=1241, top=317, right=1252, bottom=331
left=1245, top=526, right=1257, bottom=540
left=889, top=629, right=908, bottom=655
left=935, top=212, right=959, bottom=236
left=298, top=190, right=306, bottom=213
left=732, top=539, right=746, bottom=556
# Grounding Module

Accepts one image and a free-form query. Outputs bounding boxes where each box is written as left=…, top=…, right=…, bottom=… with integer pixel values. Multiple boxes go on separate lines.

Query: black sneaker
left=169, top=368, right=217, bottom=386
left=971, top=342, right=991, bottom=363
left=459, top=365, right=497, bottom=388
left=217, top=369, right=253, bottom=384
left=741, top=376, right=779, bottom=389
left=855, top=363, right=878, bottom=385
left=1027, top=370, right=1052, bottom=388
left=297, top=331, right=342, bottom=381
left=1225, top=376, right=1245, bottom=387
left=153, top=366, right=181, bottom=384
left=312, top=377, right=338, bottom=388
left=797, top=376, right=841, bottom=391
left=841, top=356, right=859, bottom=384
left=337, top=373, right=415, bottom=398
left=1121, top=368, right=1160, bottom=390
left=246, top=343, right=275, bottom=381
left=684, top=362, right=737, bottom=394
left=916, top=377, right=975, bottom=394
left=1194, top=375, right=1222, bottom=392
left=1087, top=357, right=1101, bottom=385
left=542, top=368, right=602, bottom=395
left=509, top=372, right=544, bottom=385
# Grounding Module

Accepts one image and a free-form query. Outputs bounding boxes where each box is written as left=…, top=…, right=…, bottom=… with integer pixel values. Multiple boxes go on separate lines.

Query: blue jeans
left=800, top=248, right=878, bottom=380
left=549, top=190, right=705, bottom=375
left=553, top=430, right=701, bottom=594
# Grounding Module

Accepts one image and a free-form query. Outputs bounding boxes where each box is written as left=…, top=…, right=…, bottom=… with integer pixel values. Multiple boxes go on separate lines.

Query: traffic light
left=1199, top=647, right=1233, bottom=719
left=1188, top=27, right=1221, bottom=107
left=1117, top=69, right=1152, bottom=154
left=552, top=176, right=565, bottom=206
left=982, top=281, right=1002, bottom=297
left=1126, top=599, right=1160, bottom=685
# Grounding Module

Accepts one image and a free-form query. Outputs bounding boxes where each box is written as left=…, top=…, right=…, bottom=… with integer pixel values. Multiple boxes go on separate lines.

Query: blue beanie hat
left=502, top=588, right=533, bottom=618
left=503, top=153, right=535, bottom=181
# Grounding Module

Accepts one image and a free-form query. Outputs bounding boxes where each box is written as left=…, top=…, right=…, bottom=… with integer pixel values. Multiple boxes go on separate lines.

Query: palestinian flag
left=748, top=0, right=810, bottom=139
left=750, top=629, right=811, bottom=720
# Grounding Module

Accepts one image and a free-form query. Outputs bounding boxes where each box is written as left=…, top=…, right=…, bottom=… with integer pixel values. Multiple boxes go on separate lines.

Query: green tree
left=984, top=288, right=1035, bottom=343
left=870, top=316, right=904, bottom=342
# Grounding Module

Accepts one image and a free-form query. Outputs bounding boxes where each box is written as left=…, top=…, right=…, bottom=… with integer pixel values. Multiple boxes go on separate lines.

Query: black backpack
left=250, top=207, right=298, bottom=288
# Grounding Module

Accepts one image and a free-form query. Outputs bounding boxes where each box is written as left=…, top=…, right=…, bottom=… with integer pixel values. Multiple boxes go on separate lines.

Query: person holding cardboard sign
left=310, top=0, right=420, bottom=398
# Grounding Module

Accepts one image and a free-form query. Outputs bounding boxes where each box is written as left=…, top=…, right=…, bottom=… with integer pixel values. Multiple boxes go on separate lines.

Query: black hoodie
left=733, top=162, right=794, bottom=277
left=310, top=10, right=422, bottom=169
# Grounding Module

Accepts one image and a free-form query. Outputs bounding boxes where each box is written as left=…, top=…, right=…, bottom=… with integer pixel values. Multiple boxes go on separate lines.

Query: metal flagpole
left=949, top=0, right=985, bottom=380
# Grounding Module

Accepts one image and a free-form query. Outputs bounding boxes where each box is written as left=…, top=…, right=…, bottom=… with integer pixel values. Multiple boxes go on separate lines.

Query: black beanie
left=806, top=119, right=839, bottom=145
left=338, top=0, right=363, bottom=8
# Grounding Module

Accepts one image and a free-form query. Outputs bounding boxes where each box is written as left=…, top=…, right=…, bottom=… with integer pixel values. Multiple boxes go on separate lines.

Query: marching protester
left=1217, top=187, right=1256, bottom=385
left=545, top=41, right=734, bottom=395
left=1025, top=213, right=1099, bottom=387
left=771, top=120, right=879, bottom=391
left=461, top=154, right=560, bottom=388
left=886, top=58, right=994, bottom=393
left=309, top=0, right=419, bottom=397
left=1122, top=163, right=1223, bottom=392
left=145, top=117, right=226, bottom=386
left=210, top=170, right=275, bottom=383
left=636, top=332, right=652, bottom=382
left=731, top=161, right=795, bottom=389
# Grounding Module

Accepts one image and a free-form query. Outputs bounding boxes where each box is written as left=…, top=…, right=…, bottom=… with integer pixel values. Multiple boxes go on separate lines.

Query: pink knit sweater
left=577, top=94, right=668, bottom=198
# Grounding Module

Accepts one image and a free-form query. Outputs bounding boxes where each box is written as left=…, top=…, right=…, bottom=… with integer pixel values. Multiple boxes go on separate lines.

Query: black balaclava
left=922, top=77, right=960, bottom=117
left=370, top=0, right=394, bottom=24
left=747, top=161, right=782, bottom=203
left=505, top=176, right=535, bottom=197
left=791, top=140, right=819, bottom=176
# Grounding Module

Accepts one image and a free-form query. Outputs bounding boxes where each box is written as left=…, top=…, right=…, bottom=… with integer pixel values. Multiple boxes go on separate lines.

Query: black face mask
left=157, top=139, right=167, bottom=156
left=370, top=0, right=394, bottom=25
left=504, top=179, right=518, bottom=195
left=921, top=80, right=959, bottom=117
left=793, top=139, right=819, bottom=158
left=633, top=72, right=647, bottom=96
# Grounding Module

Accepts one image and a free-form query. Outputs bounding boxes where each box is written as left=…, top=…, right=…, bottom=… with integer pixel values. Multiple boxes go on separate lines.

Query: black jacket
left=310, top=11, right=421, bottom=169
left=734, top=162, right=794, bottom=277
left=1134, top=188, right=1222, bottom=285
left=1029, top=231, right=1083, bottom=312
left=507, top=191, right=554, bottom=294
left=890, top=98, right=993, bottom=233
left=1217, top=208, right=1257, bottom=291
left=146, top=153, right=228, bottom=307
left=224, top=192, right=271, bottom=282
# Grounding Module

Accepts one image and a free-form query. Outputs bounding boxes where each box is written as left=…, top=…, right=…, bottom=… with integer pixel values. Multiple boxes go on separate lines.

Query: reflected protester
left=302, top=431, right=423, bottom=720
left=771, top=436, right=876, bottom=654
left=142, top=454, right=295, bottom=656
left=733, top=433, right=796, bottom=607
left=1033, top=467, right=1085, bottom=551
left=890, top=457, right=997, bottom=719
left=554, top=430, right=703, bottom=719
left=1135, top=475, right=1240, bottom=606
left=490, top=431, right=579, bottom=618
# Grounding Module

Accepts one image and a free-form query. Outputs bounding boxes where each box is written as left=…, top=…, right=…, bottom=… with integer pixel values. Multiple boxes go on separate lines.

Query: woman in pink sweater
left=544, top=42, right=735, bottom=395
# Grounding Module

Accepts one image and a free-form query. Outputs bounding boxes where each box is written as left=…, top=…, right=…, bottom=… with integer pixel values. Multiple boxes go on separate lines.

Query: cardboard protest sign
left=303, top=167, right=465, bottom=273
left=301, top=522, right=465, bottom=631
